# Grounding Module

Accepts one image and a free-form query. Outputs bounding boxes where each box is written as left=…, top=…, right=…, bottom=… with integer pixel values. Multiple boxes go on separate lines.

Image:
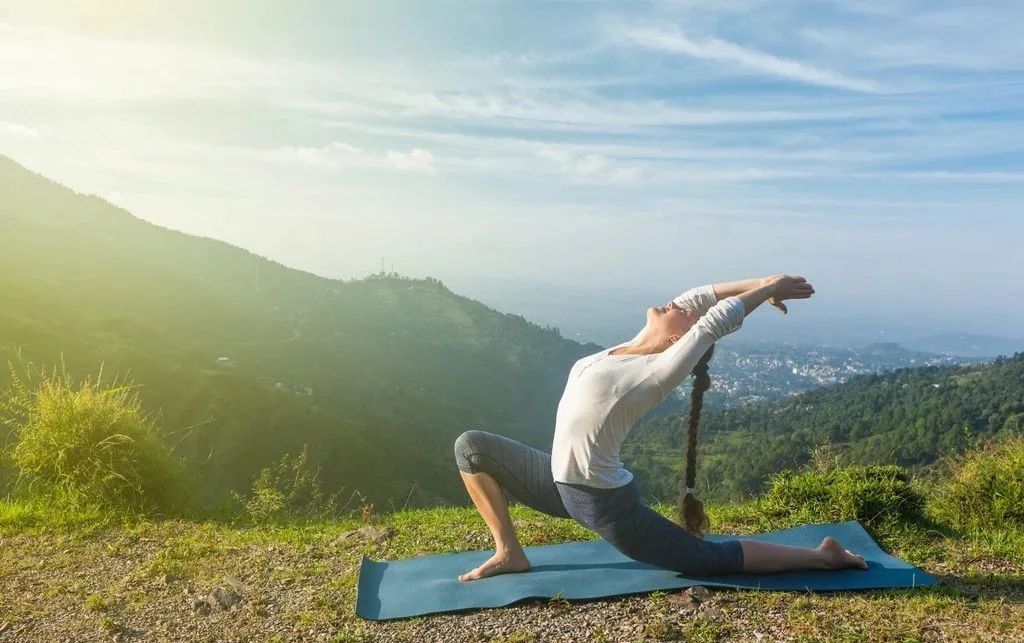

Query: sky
left=2, top=1, right=1022, bottom=342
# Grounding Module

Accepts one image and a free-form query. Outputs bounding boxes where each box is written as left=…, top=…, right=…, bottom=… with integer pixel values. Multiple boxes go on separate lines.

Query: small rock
left=667, top=585, right=709, bottom=611
left=207, top=585, right=243, bottom=611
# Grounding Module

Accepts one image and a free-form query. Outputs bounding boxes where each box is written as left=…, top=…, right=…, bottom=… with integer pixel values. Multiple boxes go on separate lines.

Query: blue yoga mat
left=356, top=520, right=937, bottom=621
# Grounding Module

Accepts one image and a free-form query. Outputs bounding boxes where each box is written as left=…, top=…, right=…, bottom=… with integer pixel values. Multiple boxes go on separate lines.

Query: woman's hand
left=760, top=275, right=814, bottom=314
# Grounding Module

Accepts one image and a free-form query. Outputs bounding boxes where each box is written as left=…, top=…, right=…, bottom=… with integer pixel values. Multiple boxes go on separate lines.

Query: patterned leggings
left=453, top=429, right=744, bottom=576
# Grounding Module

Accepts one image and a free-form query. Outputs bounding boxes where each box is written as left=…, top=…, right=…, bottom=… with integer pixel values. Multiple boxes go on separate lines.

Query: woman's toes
left=818, top=537, right=867, bottom=570
left=846, top=549, right=869, bottom=570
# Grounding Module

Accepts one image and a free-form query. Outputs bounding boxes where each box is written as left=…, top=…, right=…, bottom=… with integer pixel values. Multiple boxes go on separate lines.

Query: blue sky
left=1, top=1, right=1022, bottom=339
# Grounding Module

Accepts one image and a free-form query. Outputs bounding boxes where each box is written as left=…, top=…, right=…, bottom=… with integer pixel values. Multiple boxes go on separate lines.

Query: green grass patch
left=929, top=436, right=1024, bottom=533
left=1, top=359, right=186, bottom=513
left=759, top=459, right=923, bottom=529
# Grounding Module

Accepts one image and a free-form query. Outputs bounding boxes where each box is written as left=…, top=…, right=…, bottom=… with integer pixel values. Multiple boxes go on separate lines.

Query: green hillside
left=0, top=154, right=595, bottom=508
left=625, top=353, right=1024, bottom=502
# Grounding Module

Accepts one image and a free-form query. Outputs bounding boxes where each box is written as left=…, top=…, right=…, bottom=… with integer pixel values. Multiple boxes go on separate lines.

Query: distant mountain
left=624, top=352, right=1024, bottom=503
left=0, top=154, right=595, bottom=508
left=901, top=333, right=1023, bottom=358
left=860, top=341, right=911, bottom=355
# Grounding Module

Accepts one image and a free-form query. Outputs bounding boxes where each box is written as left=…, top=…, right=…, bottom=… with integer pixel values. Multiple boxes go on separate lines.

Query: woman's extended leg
left=453, top=430, right=571, bottom=581
left=739, top=537, right=867, bottom=573
left=556, top=480, right=867, bottom=576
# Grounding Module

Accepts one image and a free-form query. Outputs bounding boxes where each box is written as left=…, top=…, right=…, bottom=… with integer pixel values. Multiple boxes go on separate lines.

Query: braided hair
left=677, top=344, right=715, bottom=537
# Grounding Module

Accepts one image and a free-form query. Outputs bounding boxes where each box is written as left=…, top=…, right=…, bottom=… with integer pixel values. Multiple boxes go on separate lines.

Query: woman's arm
left=671, top=278, right=764, bottom=314
left=738, top=275, right=814, bottom=315
left=650, top=276, right=814, bottom=390
left=625, top=275, right=810, bottom=349
left=616, top=284, right=718, bottom=352
left=649, top=296, right=747, bottom=391
left=737, top=282, right=777, bottom=316
left=711, top=278, right=766, bottom=300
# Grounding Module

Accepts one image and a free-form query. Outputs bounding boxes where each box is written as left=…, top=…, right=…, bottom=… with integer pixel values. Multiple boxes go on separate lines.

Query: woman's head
left=644, top=301, right=700, bottom=350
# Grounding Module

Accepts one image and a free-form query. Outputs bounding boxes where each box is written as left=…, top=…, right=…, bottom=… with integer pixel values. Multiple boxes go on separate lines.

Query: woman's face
left=645, top=300, right=699, bottom=345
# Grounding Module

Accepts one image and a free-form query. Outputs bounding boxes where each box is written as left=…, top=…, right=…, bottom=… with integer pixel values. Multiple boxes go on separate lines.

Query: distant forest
left=624, top=353, right=1024, bottom=502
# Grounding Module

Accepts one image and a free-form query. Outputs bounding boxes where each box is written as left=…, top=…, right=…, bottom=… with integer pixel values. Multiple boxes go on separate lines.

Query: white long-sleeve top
left=550, top=285, right=746, bottom=488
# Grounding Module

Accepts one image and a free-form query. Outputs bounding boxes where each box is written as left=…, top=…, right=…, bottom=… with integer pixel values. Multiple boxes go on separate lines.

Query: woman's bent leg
left=454, top=430, right=571, bottom=519
left=455, top=470, right=531, bottom=581
left=453, top=430, right=571, bottom=581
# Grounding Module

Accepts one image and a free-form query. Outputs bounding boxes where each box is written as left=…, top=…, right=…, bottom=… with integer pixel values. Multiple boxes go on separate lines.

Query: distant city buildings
left=670, top=344, right=979, bottom=408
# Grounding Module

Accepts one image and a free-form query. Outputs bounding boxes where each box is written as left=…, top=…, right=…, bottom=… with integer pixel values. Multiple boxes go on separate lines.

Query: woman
left=453, top=274, right=868, bottom=581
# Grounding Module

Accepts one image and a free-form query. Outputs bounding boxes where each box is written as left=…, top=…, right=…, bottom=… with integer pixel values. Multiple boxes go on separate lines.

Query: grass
left=84, top=593, right=108, bottom=612
left=1, top=493, right=1022, bottom=642
left=1, top=359, right=185, bottom=513
left=928, top=436, right=1024, bottom=532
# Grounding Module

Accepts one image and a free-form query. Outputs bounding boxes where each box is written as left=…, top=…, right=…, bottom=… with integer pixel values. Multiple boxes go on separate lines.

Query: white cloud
left=386, top=148, right=436, bottom=173
left=0, top=120, right=41, bottom=139
left=275, top=142, right=367, bottom=170
left=618, top=25, right=882, bottom=93
left=270, top=142, right=437, bottom=174
left=536, top=147, right=643, bottom=184
left=858, top=170, right=1024, bottom=183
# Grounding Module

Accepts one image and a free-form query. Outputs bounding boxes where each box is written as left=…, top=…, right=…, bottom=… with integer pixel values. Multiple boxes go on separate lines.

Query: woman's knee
left=661, top=539, right=744, bottom=576
left=454, top=429, right=491, bottom=473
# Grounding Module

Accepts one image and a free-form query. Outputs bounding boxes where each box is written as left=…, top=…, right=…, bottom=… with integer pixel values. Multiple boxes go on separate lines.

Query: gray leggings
left=454, top=429, right=744, bottom=576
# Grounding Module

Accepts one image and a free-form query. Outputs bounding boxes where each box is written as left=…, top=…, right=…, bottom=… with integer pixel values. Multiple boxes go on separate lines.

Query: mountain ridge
left=0, top=153, right=596, bottom=507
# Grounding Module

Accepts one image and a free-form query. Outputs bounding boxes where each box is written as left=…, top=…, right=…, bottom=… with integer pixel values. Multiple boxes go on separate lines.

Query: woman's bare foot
left=458, top=547, right=531, bottom=581
left=818, top=536, right=868, bottom=570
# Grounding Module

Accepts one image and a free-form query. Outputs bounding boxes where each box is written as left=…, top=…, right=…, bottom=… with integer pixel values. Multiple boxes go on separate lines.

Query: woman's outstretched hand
left=761, top=274, right=815, bottom=314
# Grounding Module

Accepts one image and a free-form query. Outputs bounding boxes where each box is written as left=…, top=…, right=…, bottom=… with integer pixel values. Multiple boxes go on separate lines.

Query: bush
left=234, top=445, right=338, bottom=523
left=929, top=436, right=1024, bottom=532
left=760, top=452, right=923, bottom=528
left=1, top=360, right=184, bottom=513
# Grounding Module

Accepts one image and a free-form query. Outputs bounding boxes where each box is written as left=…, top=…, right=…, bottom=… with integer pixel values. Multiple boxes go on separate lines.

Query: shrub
left=1, top=360, right=184, bottom=513
left=234, top=445, right=337, bottom=523
left=760, top=452, right=923, bottom=528
left=929, top=436, right=1024, bottom=532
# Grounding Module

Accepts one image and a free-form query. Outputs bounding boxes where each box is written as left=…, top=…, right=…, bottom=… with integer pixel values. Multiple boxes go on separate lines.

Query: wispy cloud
left=536, top=147, right=643, bottom=184
left=386, top=148, right=436, bottom=173
left=266, top=142, right=438, bottom=174
left=617, top=25, right=883, bottom=93
left=0, top=120, right=40, bottom=139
